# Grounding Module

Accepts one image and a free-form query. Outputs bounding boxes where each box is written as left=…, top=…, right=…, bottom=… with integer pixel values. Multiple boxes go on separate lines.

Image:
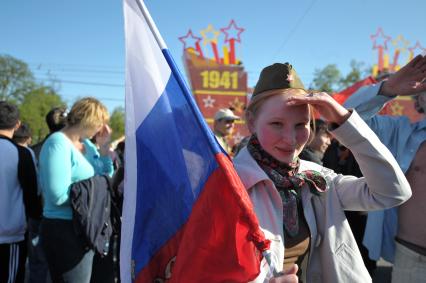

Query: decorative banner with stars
left=200, top=24, right=221, bottom=64
left=179, top=29, right=204, bottom=58
left=380, top=96, right=423, bottom=122
left=370, top=28, right=425, bottom=76
left=220, top=20, right=244, bottom=65
left=370, top=27, right=391, bottom=73
left=183, top=49, right=249, bottom=148
left=179, top=20, right=244, bottom=66
left=332, top=28, right=424, bottom=123
left=408, top=41, right=426, bottom=61
left=202, top=95, right=216, bottom=108
left=180, top=20, right=249, bottom=149
left=391, top=35, right=410, bottom=70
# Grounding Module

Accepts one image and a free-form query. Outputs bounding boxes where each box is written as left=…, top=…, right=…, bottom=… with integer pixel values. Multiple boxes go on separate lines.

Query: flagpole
left=134, top=0, right=166, bottom=49
left=262, top=251, right=281, bottom=277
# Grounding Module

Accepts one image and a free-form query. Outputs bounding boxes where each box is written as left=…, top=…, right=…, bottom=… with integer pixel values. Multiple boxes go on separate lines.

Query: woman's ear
left=246, top=112, right=255, bottom=134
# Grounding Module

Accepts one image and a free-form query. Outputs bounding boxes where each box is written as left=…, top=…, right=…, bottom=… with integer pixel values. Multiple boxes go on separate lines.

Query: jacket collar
left=233, top=147, right=272, bottom=190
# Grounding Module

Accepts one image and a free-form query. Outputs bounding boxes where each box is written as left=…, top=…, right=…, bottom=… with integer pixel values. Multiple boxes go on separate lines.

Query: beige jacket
left=233, top=111, right=411, bottom=283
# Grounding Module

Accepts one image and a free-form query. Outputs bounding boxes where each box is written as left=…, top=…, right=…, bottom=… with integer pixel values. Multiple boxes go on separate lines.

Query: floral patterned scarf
left=247, top=135, right=327, bottom=237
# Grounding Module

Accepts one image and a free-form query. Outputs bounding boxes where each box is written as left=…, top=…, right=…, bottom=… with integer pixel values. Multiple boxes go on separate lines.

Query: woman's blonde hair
left=67, top=97, right=109, bottom=129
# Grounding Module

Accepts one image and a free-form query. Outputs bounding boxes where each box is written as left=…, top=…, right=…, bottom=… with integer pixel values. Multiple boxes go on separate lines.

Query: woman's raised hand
left=287, top=92, right=351, bottom=125
left=97, top=124, right=113, bottom=156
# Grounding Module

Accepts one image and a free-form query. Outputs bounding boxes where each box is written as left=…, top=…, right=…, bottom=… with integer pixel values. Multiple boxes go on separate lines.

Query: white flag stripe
left=135, top=0, right=167, bottom=50
left=124, top=0, right=170, bottom=126
left=121, top=0, right=172, bottom=282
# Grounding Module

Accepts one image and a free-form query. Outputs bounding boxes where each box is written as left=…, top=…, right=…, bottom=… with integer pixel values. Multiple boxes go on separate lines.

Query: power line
left=28, top=62, right=124, bottom=71
left=62, top=94, right=124, bottom=102
left=31, top=66, right=124, bottom=75
left=35, top=77, right=124, bottom=88
left=32, top=71, right=123, bottom=81
left=57, top=79, right=124, bottom=88
left=271, top=0, right=318, bottom=60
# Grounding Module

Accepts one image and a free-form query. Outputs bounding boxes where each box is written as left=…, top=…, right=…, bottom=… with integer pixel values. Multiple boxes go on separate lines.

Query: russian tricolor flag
left=121, top=1, right=270, bottom=282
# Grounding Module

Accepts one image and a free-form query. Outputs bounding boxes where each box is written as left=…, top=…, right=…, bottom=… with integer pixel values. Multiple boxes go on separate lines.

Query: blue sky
left=1, top=0, right=425, bottom=112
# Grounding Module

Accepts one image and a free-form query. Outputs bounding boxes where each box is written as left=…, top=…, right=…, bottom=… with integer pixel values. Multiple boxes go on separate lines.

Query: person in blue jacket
left=344, top=54, right=426, bottom=283
left=39, top=97, right=112, bottom=283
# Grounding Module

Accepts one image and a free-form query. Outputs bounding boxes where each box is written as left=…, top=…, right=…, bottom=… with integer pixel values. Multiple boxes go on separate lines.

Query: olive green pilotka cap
left=252, top=63, right=306, bottom=97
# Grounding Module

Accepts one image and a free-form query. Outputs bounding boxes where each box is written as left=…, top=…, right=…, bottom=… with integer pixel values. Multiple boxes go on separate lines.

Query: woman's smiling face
left=248, top=91, right=311, bottom=164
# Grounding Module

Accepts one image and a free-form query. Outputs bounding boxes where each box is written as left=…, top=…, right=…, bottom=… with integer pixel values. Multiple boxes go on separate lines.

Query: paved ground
left=372, top=259, right=393, bottom=283
left=24, top=257, right=393, bottom=282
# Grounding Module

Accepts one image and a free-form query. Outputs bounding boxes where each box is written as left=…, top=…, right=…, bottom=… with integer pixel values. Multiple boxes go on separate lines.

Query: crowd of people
left=0, top=54, right=425, bottom=283
left=0, top=98, right=124, bottom=283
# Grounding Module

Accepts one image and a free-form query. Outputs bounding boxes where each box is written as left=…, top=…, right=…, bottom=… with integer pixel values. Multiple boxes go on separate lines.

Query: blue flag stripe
left=161, top=49, right=223, bottom=155
left=131, top=69, right=219, bottom=273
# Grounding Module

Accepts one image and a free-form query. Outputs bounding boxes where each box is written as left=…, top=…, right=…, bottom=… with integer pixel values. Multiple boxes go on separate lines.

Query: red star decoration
left=179, top=29, right=202, bottom=49
left=371, top=28, right=391, bottom=50
left=408, top=41, right=426, bottom=55
left=220, top=20, right=245, bottom=43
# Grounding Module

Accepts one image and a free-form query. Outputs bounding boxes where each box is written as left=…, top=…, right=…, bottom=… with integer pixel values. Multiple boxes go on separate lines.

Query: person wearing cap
left=299, top=119, right=332, bottom=165
left=232, top=62, right=411, bottom=282
left=213, top=108, right=240, bottom=154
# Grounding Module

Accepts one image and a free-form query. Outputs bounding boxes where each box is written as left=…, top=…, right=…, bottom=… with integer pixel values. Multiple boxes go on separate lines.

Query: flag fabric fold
left=121, top=0, right=270, bottom=282
left=332, top=76, right=377, bottom=105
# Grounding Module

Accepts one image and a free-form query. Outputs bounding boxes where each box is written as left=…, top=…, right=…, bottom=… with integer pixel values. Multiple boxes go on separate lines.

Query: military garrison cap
left=252, top=63, right=305, bottom=97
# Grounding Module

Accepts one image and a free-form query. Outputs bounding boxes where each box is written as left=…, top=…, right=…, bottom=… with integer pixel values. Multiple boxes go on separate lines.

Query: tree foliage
left=0, top=55, right=66, bottom=143
left=311, top=64, right=341, bottom=93
left=1, top=55, right=127, bottom=145
left=0, top=55, right=36, bottom=103
left=109, top=106, right=125, bottom=142
left=310, top=60, right=370, bottom=93
left=19, top=86, right=65, bottom=143
left=340, top=60, right=365, bottom=89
